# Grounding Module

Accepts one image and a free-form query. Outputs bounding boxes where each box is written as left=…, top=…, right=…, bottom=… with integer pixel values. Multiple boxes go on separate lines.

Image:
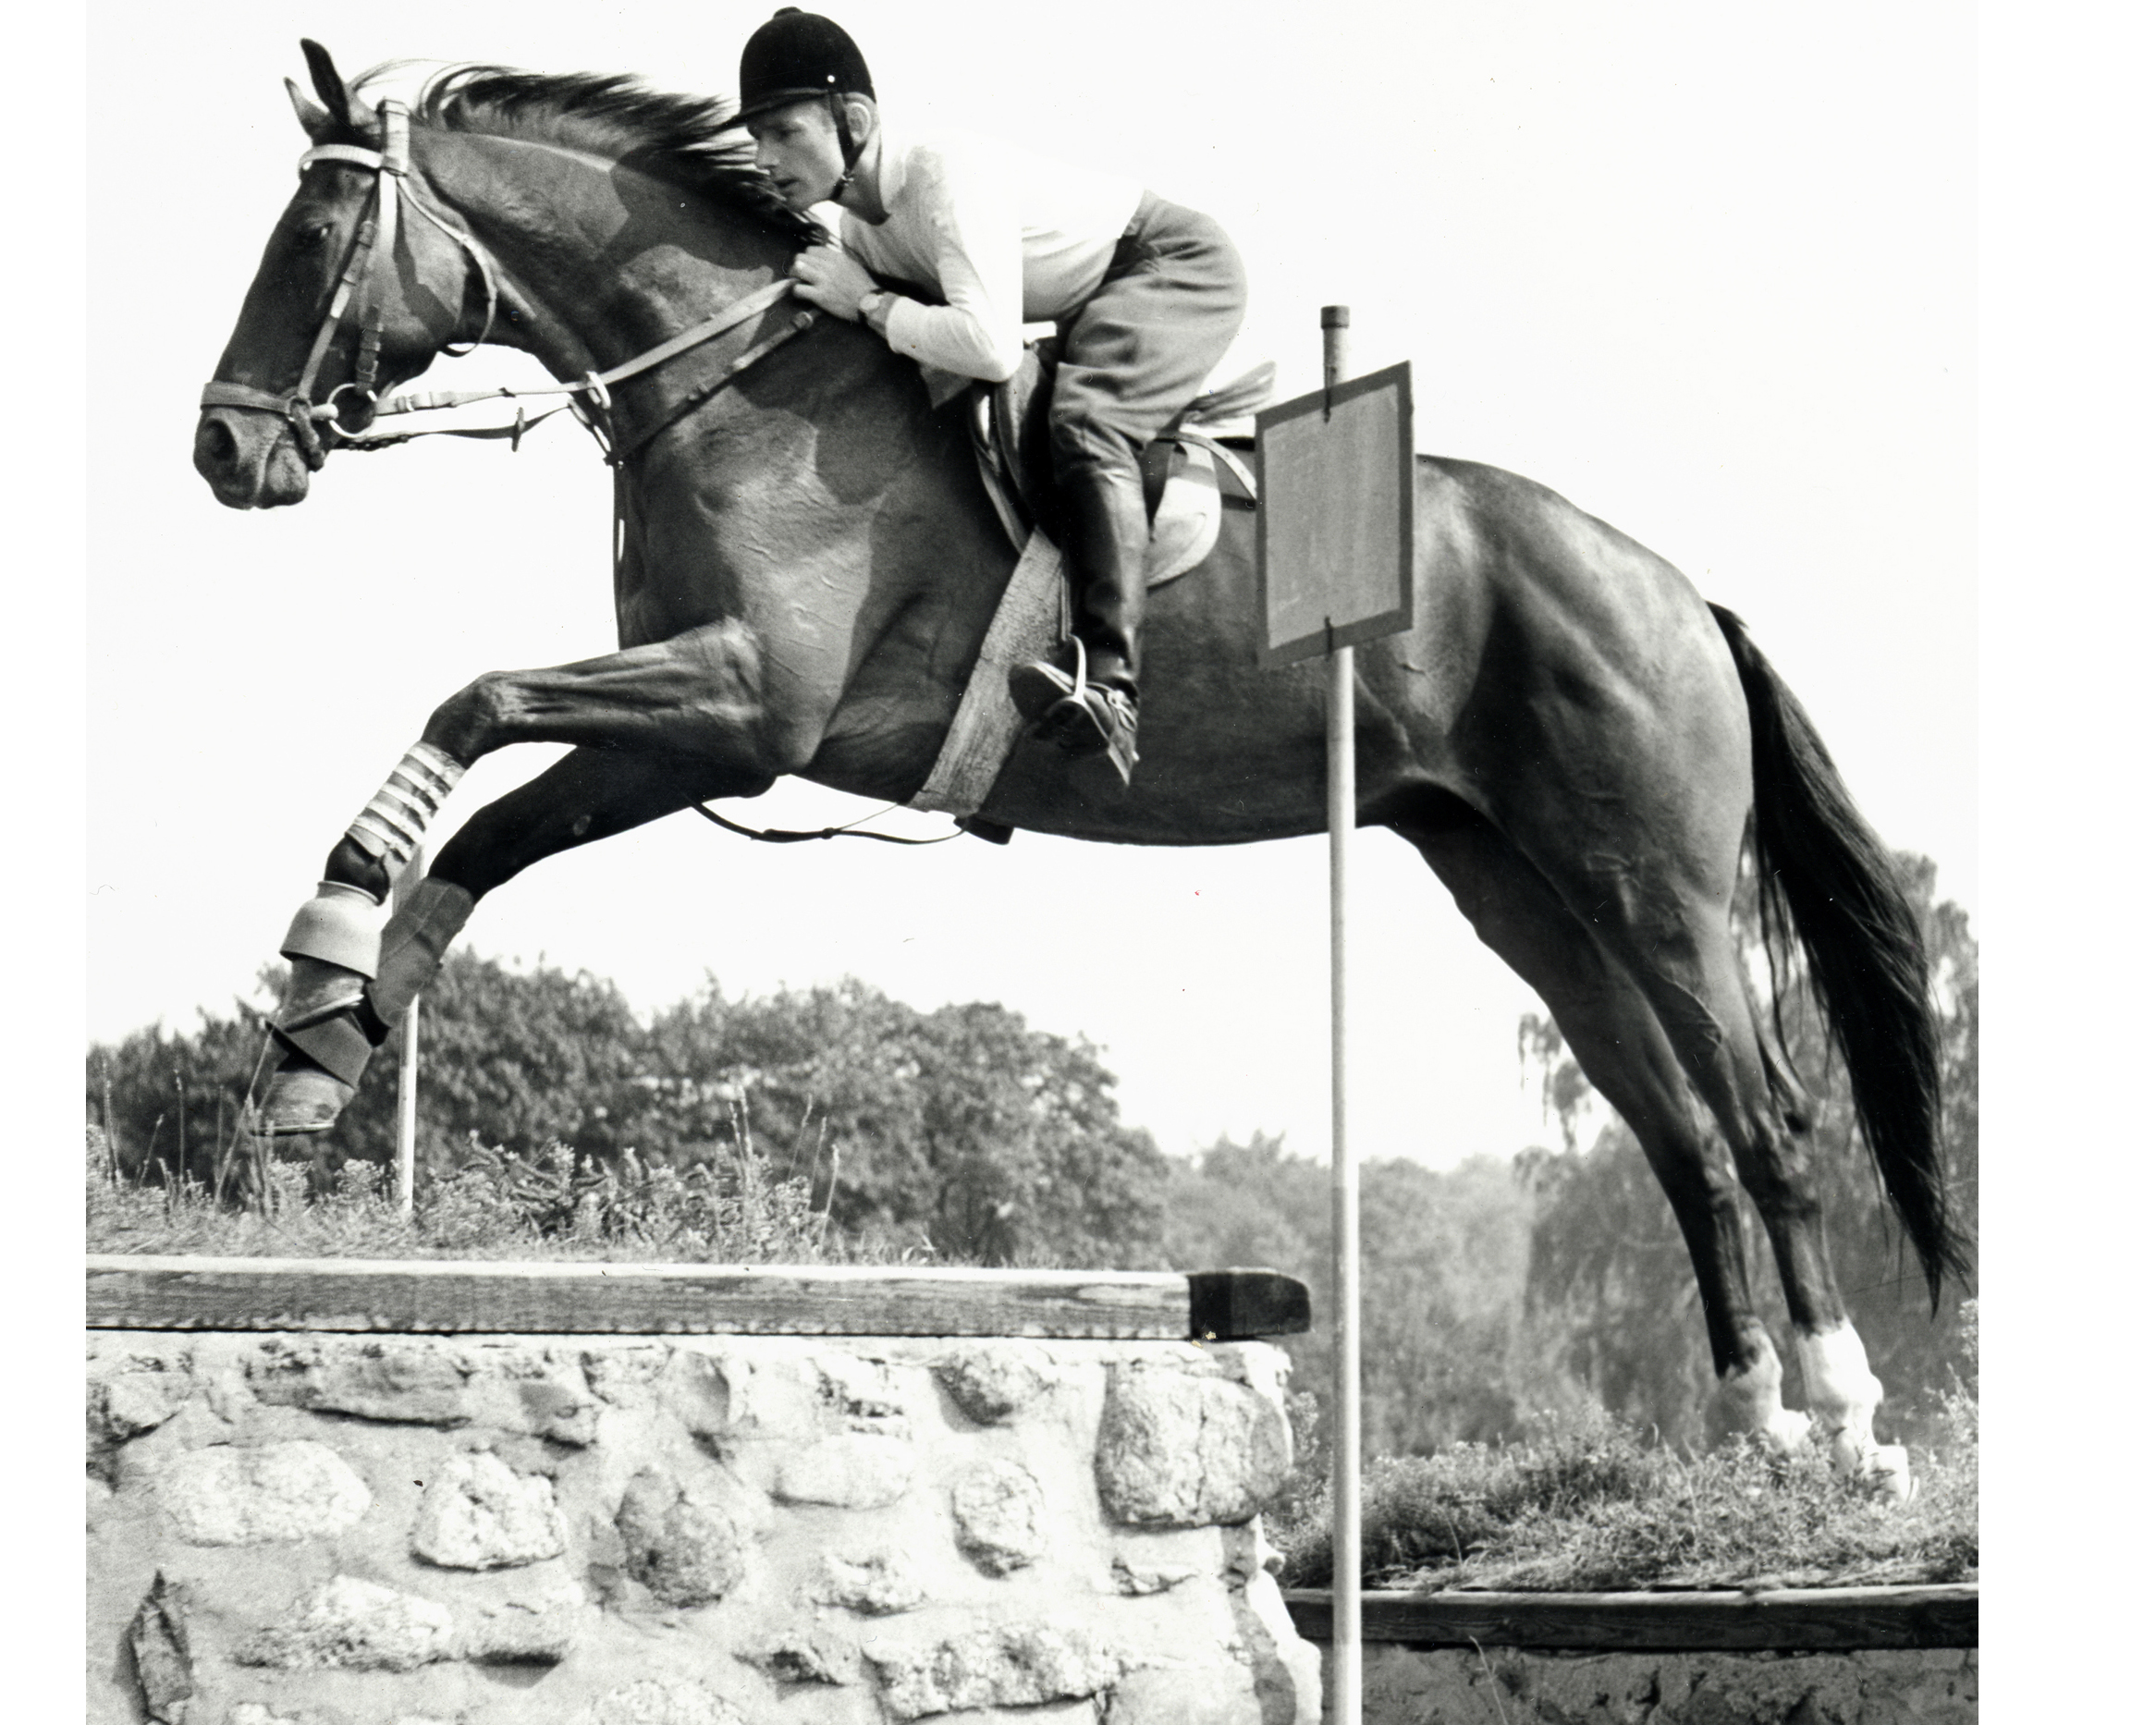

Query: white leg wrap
left=279, top=880, right=387, bottom=978
left=1793, top=1322, right=1909, bottom=1497
left=345, top=740, right=466, bottom=872
left=1716, top=1344, right=1813, bottom=1455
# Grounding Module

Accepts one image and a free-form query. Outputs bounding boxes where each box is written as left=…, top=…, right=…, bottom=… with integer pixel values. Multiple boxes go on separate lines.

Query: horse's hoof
left=1761, top=1406, right=1813, bottom=1456
left=1844, top=1440, right=1914, bottom=1503
left=262, top=1061, right=354, bottom=1135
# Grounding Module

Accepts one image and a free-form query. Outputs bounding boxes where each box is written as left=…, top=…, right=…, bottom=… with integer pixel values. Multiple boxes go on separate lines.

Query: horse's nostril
left=195, top=415, right=239, bottom=473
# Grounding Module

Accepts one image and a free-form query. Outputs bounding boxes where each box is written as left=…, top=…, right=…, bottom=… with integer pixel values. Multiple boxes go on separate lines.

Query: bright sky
left=83, top=0, right=1976, bottom=1173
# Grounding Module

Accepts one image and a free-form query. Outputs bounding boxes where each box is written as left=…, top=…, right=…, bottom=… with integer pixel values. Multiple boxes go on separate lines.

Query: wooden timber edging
left=1281, top=1584, right=1977, bottom=1653
left=83, top=1255, right=1311, bottom=1341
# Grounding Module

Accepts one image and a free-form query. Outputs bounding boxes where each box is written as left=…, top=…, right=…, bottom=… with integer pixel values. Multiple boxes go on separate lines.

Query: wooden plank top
left=1282, top=1584, right=1978, bottom=1652
left=84, top=1256, right=1310, bottom=1341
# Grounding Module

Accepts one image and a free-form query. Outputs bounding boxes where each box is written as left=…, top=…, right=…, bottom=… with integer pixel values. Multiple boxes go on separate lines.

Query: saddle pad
left=907, top=529, right=1066, bottom=819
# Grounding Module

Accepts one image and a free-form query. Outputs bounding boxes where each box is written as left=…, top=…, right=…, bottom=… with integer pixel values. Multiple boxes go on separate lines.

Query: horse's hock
left=85, top=1260, right=1321, bottom=1725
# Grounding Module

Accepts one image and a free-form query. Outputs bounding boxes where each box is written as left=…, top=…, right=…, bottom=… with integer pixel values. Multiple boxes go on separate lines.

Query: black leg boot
left=1012, top=458, right=1148, bottom=786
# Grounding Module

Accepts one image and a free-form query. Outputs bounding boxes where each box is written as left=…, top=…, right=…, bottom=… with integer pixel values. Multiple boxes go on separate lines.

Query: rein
left=200, top=100, right=823, bottom=470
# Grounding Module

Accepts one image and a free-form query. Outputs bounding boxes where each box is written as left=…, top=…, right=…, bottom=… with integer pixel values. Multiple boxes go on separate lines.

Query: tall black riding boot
left=1012, top=456, right=1149, bottom=786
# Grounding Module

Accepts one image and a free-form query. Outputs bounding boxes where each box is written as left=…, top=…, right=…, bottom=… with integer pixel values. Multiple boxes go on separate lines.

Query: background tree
left=1161, top=1136, right=1550, bottom=1458
left=88, top=961, right=1171, bottom=1269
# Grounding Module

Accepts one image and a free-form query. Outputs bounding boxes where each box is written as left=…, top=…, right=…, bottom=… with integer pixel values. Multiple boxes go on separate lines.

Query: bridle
left=201, top=99, right=823, bottom=471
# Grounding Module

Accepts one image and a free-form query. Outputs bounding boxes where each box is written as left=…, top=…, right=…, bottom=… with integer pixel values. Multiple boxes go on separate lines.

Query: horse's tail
left=1709, top=602, right=1973, bottom=1306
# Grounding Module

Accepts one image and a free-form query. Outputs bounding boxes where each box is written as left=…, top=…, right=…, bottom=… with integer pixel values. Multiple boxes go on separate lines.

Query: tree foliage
left=86, top=960, right=1171, bottom=1270
left=1161, top=1135, right=1554, bottom=1457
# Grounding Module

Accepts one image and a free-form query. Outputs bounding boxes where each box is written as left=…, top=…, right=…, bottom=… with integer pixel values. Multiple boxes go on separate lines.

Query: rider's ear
left=286, top=77, right=337, bottom=144
left=299, top=39, right=370, bottom=139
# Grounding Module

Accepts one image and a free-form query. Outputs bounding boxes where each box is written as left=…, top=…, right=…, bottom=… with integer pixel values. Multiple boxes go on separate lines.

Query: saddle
left=967, top=339, right=1268, bottom=585
left=906, top=349, right=1272, bottom=835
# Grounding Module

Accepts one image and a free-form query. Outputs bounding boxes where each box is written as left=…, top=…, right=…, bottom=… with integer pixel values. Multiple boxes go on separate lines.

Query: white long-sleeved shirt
left=838, top=127, right=1143, bottom=384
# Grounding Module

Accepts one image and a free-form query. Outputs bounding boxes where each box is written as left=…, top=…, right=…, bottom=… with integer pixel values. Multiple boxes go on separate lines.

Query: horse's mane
left=374, top=63, right=823, bottom=245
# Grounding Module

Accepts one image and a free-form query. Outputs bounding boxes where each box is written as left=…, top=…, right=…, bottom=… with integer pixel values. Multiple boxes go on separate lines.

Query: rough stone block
left=774, top=1432, right=915, bottom=1508
left=934, top=1343, right=1054, bottom=1424
left=1109, top=1663, right=1276, bottom=1724
left=588, top=1677, right=747, bottom=1724
left=814, top=1352, right=910, bottom=1434
left=809, top=1549, right=930, bottom=1615
left=237, top=1574, right=458, bottom=1672
left=1095, top=1363, right=1292, bottom=1527
left=247, top=1338, right=599, bottom=1443
left=738, top=1629, right=856, bottom=1685
left=616, top=1467, right=755, bottom=1607
left=248, top=1339, right=472, bottom=1425
left=582, top=1342, right=670, bottom=1406
left=159, top=1440, right=372, bottom=1546
left=99, top=1364, right=189, bottom=1440
left=952, top=1458, right=1047, bottom=1575
left=410, top=1450, right=568, bottom=1570
left=463, top=1573, right=585, bottom=1665
left=127, top=1571, right=195, bottom=1724
left=864, top=1620, right=1124, bottom=1719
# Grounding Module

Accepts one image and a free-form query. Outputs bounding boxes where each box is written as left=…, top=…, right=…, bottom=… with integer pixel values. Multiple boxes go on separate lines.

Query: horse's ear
left=286, top=77, right=336, bottom=144
left=299, top=39, right=366, bottom=136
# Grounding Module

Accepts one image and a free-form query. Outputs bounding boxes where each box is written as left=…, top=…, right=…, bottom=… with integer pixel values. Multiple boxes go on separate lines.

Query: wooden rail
left=83, top=1256, right=1310, bottom=1341
left=1282, top=1584, right=1977, bottom=1652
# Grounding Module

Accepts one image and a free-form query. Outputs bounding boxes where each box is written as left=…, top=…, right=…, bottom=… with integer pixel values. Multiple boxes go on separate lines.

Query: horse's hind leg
left=1515, top=817, right=1910, bottom=1496
left=1399, top=806, right=1809, bottom=1452
left=263, top=747, right=729, bottom=1133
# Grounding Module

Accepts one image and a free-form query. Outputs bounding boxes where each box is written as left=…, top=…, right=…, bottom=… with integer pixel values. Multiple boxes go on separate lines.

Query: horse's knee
left=422, top=671, right=513, bottom=765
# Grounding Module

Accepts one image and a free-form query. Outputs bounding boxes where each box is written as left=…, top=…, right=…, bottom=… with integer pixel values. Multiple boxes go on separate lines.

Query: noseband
left=202, top=100, right=822, bottom=471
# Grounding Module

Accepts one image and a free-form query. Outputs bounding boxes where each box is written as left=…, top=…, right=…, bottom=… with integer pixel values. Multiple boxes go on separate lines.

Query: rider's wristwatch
left=856, top=289, right=888, bottom=326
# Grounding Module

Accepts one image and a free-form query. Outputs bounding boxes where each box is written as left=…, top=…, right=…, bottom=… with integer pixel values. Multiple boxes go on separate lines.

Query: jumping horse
left=193, top=44, right=1968, bottom=1493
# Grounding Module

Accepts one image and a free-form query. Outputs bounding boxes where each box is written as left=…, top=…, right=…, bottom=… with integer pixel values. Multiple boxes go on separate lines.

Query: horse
left=193, top=43, right=1967, bottom=1494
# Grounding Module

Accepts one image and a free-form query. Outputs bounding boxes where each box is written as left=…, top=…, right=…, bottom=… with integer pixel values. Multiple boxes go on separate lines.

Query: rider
left=721, top=8, right=1247, bottom=785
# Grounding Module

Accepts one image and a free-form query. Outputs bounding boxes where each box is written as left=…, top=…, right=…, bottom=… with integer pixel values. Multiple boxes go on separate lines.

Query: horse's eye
left=293, top=220, right=334, bottom=251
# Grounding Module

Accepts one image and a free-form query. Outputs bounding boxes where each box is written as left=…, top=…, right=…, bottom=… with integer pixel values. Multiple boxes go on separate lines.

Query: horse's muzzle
left=193, top=407, right=312, bottom=509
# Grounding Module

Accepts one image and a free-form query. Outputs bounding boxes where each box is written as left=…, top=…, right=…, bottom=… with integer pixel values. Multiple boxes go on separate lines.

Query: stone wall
left=1335, top=1643, right=1978, bottom=1725
left=87, top=1331, right=1320, bottom=1724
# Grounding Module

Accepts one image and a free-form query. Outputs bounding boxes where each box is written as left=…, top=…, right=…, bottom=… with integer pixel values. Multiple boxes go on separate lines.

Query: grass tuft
left=82, top=1121, right=930, bottom=1266
left=1271, top=1313, right=1977, bottom=1593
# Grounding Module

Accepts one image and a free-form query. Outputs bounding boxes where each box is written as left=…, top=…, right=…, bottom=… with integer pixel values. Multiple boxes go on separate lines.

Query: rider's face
left=746, top=102, right=843, bottom=210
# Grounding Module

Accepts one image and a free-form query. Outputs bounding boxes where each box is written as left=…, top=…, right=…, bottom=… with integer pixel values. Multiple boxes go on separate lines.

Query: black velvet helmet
left=723, top=9, right=875, bottom=129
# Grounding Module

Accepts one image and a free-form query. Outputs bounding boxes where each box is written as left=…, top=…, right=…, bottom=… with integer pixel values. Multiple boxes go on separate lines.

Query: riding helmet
left=723, top=9, right=875, bottom=129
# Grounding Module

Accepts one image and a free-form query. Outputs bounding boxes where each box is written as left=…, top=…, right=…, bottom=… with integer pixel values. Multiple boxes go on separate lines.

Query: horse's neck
left=419, top=131, right=799, bottom=385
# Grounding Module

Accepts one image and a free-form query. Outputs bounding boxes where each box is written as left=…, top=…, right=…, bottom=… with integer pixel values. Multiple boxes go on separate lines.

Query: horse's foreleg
left=1401, top=806, right=1809, bottom=1453
left=262, top=747, right=744, bottom=1134
left=263, top=621, right=824, bottom=1133
left=419, top=619, right=817, bottom=779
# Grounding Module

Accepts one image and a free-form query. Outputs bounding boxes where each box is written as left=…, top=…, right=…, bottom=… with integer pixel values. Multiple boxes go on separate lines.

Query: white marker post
left=1256, top=310, right=1415, bottom=1725
left=392, top=850, right=423, bottom=1218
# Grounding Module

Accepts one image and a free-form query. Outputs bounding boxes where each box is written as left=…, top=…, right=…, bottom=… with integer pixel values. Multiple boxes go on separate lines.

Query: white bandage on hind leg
left=1794, top=1322, right=1887, bottom=1467
left=345, top=740, right=467, bottom=873
left=280, top=879, right=388, bottom=979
